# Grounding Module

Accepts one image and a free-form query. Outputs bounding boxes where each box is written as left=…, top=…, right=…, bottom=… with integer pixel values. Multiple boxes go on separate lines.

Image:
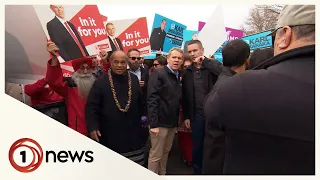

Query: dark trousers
left=191, top=110, right=205, bottom=174
left=143, top=137, right=151, bottom=168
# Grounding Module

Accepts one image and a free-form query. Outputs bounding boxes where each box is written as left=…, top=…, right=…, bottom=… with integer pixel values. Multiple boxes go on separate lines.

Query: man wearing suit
left=46, top=5, right=89, bottom=62
left=127, top=48, right=149, bottom=101
left=106, top=23, right=123, bottom=51
left=150, top=19, right=167, bottom=51
left=126, top=48, right=149, bottom=167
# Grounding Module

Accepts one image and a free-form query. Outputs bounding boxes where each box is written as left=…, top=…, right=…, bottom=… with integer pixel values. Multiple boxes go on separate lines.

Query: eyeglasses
left=129, top=57, right=142, bottom=61
left=153, top=63, right=160, bottom=67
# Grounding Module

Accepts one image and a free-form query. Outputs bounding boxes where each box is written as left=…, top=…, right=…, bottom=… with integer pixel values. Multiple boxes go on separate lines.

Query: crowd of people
left=24, top=5, right=315, bottom=175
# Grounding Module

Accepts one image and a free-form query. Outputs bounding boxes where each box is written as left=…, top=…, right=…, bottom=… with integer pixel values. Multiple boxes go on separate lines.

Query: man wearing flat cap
left=202, top=5, right=315, bottom=175
left=46, top=41, right=96, bottom=136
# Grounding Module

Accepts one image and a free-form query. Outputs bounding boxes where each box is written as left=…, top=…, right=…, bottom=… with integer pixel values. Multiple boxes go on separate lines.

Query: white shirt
left=109, top=35, right=116, bottom=40
left=109, top=35, right=120, bottom=46
left=56, top=16, right=77, bottom=38
left=128, top=66, right=142, bottom=81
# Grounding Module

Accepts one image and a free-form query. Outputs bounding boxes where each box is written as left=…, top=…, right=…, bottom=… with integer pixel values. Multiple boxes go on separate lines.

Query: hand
left=99, top=50, right=108, bottom=61
left=90, top=130, right=101, bottom=142
left=150, top=128, right=160, bottom=135
left=194, top=56, right=205, bottom=64
left=139, top=81, right=145, bottom=87
left=46, top=41, right=59, bottom=56
left=184, top=119, right=191, bottom=129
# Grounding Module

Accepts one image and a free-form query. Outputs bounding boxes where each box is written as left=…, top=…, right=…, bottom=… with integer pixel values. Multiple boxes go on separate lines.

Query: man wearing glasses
left=127, top=49, right=149, bottom=89
left=152, top=56, right=167, bottom=70
left=127, top=48, right=149, bottom=158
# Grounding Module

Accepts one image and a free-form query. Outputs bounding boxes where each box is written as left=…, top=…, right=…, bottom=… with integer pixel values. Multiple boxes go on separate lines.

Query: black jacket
left=108, top=36, right=123, bottom=51
left=202, top=66, right=236, bottom=174
left=150, top=27, right=166, bottom=51
left=211, top=66, right=236, bottom=90
left=204, top=45, right=315, bottom=175
left=129, top=66, right=149, bottom=143
left=128, top=66, right=149, bottom=113
left=147, top=66, right=182, bottom=128
left=85, top=72, right=146, bottom=153
left=140, top=66, right=149, bottom=105
left=181, top=58, right=222, bottom=121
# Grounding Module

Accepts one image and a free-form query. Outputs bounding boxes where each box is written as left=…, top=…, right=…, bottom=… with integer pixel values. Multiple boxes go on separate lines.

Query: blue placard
left=182, top=30, right=199, bottom=53
left=242, top=30, right=273, bottom=50
left=143, top=53, right=156, bottom=59
left=150, top=13, right=187, bottom=53
left=213, top=30, right=273, bottom=62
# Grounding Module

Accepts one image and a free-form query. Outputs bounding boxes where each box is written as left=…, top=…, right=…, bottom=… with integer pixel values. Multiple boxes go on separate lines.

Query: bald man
left=86, top=50, right=147, bottom=166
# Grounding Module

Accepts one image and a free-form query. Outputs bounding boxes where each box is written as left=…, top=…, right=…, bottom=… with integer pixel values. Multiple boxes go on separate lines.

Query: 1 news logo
left=9, top=138, right=94, bottom=173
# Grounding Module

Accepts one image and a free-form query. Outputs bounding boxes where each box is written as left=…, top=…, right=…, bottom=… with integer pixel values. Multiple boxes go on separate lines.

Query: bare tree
left=241, top=5, right=285, bottom=36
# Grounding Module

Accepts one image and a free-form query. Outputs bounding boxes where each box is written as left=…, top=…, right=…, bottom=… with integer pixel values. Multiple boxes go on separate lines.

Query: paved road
left=166, top=134, right=193, bottom=175
left=142, top=134, right=193, bottom=175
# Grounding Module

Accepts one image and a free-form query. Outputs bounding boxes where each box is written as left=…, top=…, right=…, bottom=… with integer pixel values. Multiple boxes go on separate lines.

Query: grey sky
left=98, top=4, right=254, bottom=31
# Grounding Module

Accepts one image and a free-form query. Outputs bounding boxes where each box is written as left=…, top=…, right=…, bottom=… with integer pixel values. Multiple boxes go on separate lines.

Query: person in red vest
left=24, top=78, right=64, bottom=106
left=46, top=41, right=95, bottom=136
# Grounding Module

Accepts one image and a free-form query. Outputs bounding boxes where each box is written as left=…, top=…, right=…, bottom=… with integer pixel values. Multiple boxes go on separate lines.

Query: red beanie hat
left=72, top=57, right=93, bottom=72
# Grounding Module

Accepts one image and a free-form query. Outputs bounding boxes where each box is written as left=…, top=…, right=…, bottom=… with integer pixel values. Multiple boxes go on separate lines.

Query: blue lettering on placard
left=213, top=31, right=273, bottom=62
left=242, top=31, right=273, bottom=50
left=171, top=39, right=182, bottom=46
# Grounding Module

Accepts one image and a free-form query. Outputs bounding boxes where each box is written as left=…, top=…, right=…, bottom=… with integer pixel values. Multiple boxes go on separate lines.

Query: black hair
left=183, top=54, right=193, bottom=63
left=222, top=39, right=250, bottom=67
left=107, top=51, right=114, bottom=60
left=154, top=56, right=167, bottom=66
left=248, top=48, right=274, bottom=69
left=187, top=40, right=203, bottom=49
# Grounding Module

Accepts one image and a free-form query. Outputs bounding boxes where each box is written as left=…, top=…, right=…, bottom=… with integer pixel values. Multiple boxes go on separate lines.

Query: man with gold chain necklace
left=85, top=51, right=147, bottom=165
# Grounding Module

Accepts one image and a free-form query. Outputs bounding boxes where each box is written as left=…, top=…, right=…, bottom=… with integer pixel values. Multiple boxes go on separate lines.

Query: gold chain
left=108, top=69, right=132, bottom=112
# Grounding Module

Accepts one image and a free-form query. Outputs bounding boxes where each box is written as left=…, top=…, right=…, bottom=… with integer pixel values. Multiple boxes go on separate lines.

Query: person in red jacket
left=100, top=50, right=112, bottom=72
left=24, top=78, right=64, bottom=106
left=46, top=41, right=95, bottom=136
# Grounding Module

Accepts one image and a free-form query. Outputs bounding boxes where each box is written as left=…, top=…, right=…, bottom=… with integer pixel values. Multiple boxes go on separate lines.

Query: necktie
left=113, top=38, right=120, bottom=50
left=64, top=22, right=86, bottom=57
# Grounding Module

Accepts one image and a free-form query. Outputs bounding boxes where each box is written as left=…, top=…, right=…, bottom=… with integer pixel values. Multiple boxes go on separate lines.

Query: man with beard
left=46, top=41, right=95, bottom=136
left=127, top=48, right=149, bottom=99
left=85, top=51, right=146, bottom=165
left=182, top=40, right=222, bottom=174
left=126, top=48, right=149, bottom=166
